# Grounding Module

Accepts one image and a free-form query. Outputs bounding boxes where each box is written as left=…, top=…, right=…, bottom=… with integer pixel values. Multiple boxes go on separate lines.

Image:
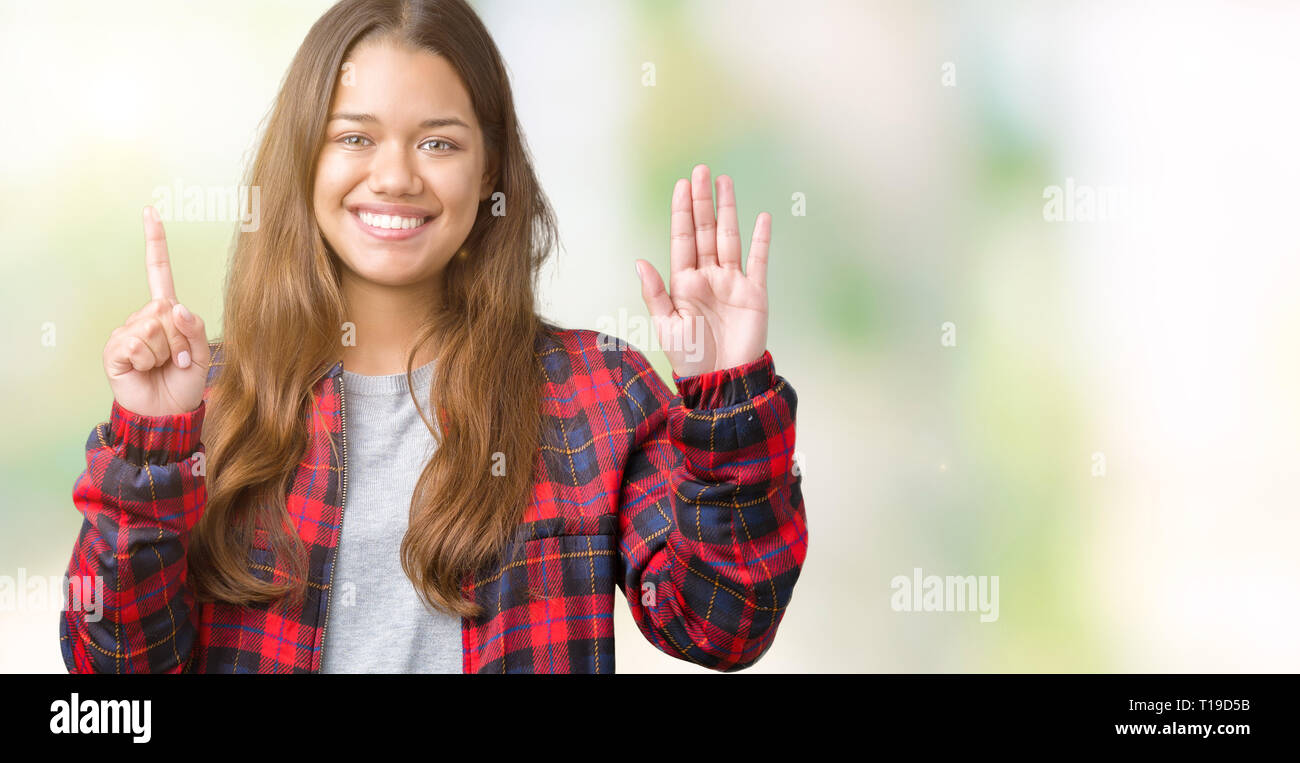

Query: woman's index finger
left=142, top=205, right=177, bottom=302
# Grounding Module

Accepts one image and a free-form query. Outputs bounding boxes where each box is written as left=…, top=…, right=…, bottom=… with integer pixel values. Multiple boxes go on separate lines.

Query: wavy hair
left=188, top=0, right=557, bottom=618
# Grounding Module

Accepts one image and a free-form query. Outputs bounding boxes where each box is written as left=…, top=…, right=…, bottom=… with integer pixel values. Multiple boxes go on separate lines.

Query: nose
left=366, top=140, right=423, bottom=197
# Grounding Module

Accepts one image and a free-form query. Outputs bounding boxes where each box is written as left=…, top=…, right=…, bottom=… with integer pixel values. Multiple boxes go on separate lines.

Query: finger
left=669, top=178, right=696, bottom=274
left=105, top=333, right=142, bottom=377
left=691, top=164, right=717, bottom=268
left=143, top=206, right=177, bottom=302
left=127, top=336, right=162, bottom=373
left=108, top=335, right=154, bottom=375
left=162, top=307, right=194, bottom=369
left=634, top=259, right=675, bottom=323
left=171, top=302, right=210, bottom=369
left=746, top=212, right=771, bottom=288
left=715, top=174, right=741, bottom=269
left=109, top=320, right=166, bottom=374
left=135, top=298, right=191, bottom=369
left=135, top=317, right=172, bottom=370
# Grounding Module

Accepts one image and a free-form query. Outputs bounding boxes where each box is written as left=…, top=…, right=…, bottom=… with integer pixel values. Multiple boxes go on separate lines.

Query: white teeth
left=358, top=211, right=427, bottom=230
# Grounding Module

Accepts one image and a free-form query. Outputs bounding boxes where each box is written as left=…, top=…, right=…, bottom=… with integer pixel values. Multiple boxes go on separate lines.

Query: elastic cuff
left=109, top=399, right=206, bottom=466
left=673, top=350, right=775, bottom=409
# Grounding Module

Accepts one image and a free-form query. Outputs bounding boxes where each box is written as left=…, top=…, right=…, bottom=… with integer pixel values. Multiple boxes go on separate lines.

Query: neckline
left=341, top=359, right=436, bottom=396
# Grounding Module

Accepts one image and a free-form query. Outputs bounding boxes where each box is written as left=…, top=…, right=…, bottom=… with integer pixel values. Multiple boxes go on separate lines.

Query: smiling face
left=313, top=36, right=495, bottom=290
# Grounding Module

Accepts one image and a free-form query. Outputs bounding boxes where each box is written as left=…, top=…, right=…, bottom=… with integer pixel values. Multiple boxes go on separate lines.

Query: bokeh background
left=2, top=0, right=1298, bottom=672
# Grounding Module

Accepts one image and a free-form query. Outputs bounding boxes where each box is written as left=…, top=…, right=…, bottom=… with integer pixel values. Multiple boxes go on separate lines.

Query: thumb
left=634, top=259, right=674, bottom=322
left=171, top=302, right=210, bottom=369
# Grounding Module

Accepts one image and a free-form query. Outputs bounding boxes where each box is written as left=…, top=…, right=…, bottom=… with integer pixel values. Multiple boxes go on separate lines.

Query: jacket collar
left=315, top=359, right=344, bottom=383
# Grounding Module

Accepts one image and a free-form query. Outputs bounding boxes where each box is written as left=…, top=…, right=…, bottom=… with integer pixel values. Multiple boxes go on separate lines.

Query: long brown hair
left=188, top=0, right=558, bottom=619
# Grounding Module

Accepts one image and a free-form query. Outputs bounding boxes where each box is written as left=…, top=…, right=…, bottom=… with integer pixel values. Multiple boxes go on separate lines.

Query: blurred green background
left=3, top=0, right=1298, bottom=672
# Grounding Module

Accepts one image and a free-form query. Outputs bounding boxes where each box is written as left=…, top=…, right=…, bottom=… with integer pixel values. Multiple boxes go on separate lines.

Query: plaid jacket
left=60, top=324, right=806, bottom=673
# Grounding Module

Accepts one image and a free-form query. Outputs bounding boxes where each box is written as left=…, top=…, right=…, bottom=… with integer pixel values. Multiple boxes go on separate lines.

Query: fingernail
left=174, top=303, right=192, bottom=321
left=634, top=261, right=642, bottom=280
left=177, top=350, right=191, bottom=369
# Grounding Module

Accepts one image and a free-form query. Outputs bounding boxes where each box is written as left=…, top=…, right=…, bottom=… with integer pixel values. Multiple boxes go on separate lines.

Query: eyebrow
left=327, top=112, right=470, bottom=130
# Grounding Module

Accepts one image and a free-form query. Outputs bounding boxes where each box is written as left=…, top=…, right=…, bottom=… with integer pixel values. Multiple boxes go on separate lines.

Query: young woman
left=60, top=0, right=806, bottom=673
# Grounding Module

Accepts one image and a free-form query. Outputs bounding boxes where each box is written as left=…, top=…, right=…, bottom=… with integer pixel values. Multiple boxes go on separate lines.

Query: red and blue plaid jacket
left=60, top=324, right=806, bottom=673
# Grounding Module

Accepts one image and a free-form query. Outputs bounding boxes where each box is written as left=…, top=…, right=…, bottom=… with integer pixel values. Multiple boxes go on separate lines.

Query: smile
left=351, top=210, right=435, bottom=240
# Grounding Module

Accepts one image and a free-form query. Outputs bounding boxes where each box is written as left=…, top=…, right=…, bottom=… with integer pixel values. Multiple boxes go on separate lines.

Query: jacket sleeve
left=614, top=345, right=807, bottom=671
left=59, top=399, right=207, bottom=673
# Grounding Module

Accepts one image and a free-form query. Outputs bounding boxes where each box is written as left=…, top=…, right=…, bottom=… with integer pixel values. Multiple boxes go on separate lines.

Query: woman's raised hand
left=102, top=206, right=211, bottom=417
left=634, top=164, right=770, bottom=379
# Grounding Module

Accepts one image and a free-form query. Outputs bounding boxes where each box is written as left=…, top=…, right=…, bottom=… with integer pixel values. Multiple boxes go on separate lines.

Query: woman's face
left=313, top=38, right=494, bottom=289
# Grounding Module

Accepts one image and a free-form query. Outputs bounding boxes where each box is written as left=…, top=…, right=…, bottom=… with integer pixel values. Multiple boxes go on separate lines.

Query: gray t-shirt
left=320, top=358, right=463, bottom=673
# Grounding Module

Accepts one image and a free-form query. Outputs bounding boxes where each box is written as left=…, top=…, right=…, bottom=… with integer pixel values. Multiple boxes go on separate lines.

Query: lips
left=348, top=201, right=436, bottom=218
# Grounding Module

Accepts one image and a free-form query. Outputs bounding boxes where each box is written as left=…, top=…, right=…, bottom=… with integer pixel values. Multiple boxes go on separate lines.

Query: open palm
left=634, top=164, right=770, bottom=379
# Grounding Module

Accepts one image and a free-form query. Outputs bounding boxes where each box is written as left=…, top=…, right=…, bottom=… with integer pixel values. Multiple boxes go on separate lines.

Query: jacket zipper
left=318, top=369, right=348, bottom=669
